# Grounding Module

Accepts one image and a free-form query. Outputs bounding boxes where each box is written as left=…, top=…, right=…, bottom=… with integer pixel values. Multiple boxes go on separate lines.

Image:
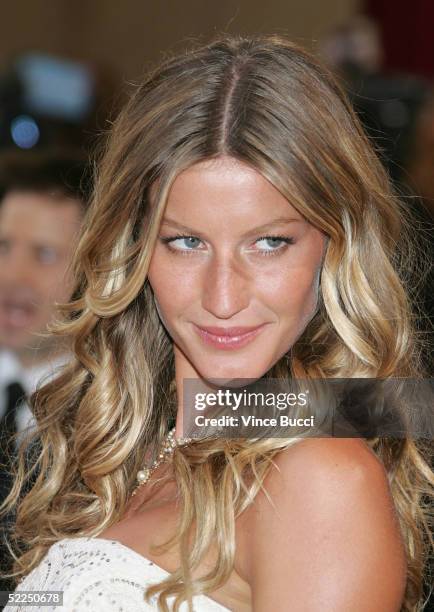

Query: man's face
left=0, top=190, right=82, bottom=361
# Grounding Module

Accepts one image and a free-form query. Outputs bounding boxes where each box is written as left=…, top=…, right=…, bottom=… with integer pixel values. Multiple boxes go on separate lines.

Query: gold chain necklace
left=131, top=427, right=192, bottom=497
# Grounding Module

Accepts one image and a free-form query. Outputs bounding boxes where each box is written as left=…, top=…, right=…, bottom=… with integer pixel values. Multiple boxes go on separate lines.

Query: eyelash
left=159, top=234, right=295, bottom=257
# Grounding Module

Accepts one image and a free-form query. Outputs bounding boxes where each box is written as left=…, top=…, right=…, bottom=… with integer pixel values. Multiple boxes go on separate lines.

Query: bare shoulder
left=239, top=438, right=407, bottom=611
left=270, top=436, right=389, bottom=488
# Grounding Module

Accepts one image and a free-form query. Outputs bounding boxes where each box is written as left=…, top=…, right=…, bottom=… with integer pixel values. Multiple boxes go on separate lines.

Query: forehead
left=0, top=190, right=82, bottom=243
left=161, top=157, right=304, bottom=223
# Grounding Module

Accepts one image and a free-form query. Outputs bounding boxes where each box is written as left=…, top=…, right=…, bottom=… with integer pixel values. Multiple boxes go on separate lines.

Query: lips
left=0, top=298, right=37, bottom=329
left=197, top=325, right=265, bottom=336
left=193, top=323, right=268, bottom=350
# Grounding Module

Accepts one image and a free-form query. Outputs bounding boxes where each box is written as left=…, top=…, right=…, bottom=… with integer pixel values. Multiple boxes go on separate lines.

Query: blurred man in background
left=0, top=151, right=89, bottom=593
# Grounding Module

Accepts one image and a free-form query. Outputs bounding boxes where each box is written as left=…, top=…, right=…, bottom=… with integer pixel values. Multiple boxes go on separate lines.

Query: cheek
left=148, top=250, right=202, bottom=307
left=37, top=263, right=71, bottom=292
left=147, top=272, right=173, bottom=325
left=148, top=252, right=171, bottom=300
left=264, top=263, right=320, bottom=323
left=50, top=283, right=75, bottom=306
left=147, top=254, right=195, bottom=332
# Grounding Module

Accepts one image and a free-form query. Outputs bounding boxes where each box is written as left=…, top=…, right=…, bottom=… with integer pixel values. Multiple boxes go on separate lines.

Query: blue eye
left=36, top=246, right=59, bottom=264
left=160, top=235, right=202, bottom=252
left=253, top=236, right=295, bottom=255
left=159, top=234, right=295, bottom=256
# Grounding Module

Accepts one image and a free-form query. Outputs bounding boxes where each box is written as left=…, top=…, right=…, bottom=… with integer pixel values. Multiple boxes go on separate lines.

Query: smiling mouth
left=0, top=299, right=38, bottom=329
left=193, top=323, right=268, bottom=350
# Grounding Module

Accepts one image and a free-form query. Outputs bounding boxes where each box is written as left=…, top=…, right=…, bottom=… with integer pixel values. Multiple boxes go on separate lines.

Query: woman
left=1, top=34, right=433, bottom=611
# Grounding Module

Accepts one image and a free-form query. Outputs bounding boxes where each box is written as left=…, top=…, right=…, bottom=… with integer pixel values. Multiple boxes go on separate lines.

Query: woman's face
left=148, top=156, right=326, bottom=383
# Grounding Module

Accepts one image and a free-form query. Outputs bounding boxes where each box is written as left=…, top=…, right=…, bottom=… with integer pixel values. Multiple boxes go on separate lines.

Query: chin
left=0, top=333, right=28, bottom=351
left=196, top=360, right=268, bottom=387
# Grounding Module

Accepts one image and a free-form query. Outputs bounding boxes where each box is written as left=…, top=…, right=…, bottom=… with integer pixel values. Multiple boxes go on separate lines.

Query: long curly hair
left=1, top=34, right=433, bottom=611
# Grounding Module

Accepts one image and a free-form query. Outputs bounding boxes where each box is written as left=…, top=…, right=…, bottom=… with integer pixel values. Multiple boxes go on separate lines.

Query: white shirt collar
left=0, top=350, right=22, bottom=388
left=0, top=348, right=69, bottom=394
left=0, top=349, right=71, bottom=441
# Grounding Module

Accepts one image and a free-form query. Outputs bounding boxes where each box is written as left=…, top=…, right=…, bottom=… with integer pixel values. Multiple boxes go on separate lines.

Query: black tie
left=0, top=381, right=27, bottom=504
left=0, top=381, right=27, bottom=597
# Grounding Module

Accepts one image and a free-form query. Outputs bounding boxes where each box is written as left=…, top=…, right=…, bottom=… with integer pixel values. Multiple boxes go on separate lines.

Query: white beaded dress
left=4, top=537, right=231, bottom=611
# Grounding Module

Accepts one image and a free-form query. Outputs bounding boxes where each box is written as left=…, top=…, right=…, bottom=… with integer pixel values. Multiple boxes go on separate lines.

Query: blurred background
left=0, top=0, right=434, bottom=218
left=0, top=0, right=433, bottom=604
left=0, top=0, right=430, bottom=167
left=0, top=0, right=434, bottom=201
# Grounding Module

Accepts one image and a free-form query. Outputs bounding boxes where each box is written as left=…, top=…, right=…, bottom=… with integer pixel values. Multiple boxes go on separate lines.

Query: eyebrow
left=160, top=216, right=302, bottom=237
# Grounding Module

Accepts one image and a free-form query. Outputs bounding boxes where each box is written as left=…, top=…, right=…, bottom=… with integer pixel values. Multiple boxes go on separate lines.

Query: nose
left=201, top=254, right=250, bottom=319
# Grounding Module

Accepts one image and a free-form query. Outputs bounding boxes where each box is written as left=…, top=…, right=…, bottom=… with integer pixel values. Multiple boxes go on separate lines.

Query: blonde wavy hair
left=1, top=34, right=433, bottom=611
